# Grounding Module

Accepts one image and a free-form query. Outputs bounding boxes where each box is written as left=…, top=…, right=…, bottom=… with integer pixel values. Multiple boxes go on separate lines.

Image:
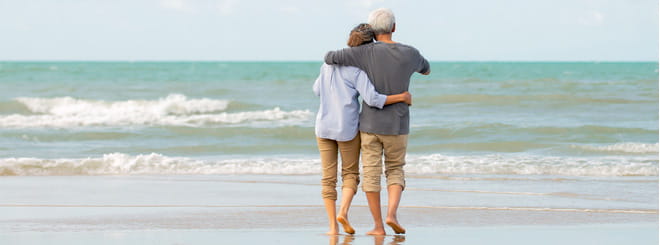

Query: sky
left=0, top=0, right=658, bottom=61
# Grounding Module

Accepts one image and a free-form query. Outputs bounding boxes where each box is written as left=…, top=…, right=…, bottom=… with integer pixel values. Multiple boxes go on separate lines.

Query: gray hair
left=368, top=8, right=395, bottom=35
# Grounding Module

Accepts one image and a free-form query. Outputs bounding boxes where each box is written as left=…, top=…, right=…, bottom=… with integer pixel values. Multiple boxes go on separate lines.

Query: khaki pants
left=360, top=132, right=407, bottom=192
left=316, top=134, right=361, bottom=200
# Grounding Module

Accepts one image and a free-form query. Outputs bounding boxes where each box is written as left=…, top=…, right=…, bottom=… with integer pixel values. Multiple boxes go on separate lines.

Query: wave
left=1, top=153, right=656, bottom=177
left=0, top=153, right=320, bottom=176
left=572, top=143, right=659, bottom=154
left=0, top=94, right=312, bottom=128
left=406, top=154, right=657, bottom=176
left=17, top=94, right=230, bottom=116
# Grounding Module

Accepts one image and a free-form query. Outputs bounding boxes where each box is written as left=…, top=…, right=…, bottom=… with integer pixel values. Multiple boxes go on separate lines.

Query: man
left=324, top=8, right=430, bottom=235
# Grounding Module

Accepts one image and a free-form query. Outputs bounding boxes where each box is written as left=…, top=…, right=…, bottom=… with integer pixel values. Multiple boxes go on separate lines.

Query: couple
left=313, top=8, right=430, bottom=236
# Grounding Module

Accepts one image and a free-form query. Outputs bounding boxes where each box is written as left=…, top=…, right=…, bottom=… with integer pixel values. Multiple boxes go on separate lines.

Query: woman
left=313, top=23, right=412, bottom=235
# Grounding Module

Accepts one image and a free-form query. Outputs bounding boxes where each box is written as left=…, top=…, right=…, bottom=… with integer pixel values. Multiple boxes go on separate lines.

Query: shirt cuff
left=374, top=94, right=387, bottom=109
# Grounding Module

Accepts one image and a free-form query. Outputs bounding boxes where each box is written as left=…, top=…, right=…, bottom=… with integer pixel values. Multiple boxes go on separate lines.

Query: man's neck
left=375, top=33, right=396, bottom=43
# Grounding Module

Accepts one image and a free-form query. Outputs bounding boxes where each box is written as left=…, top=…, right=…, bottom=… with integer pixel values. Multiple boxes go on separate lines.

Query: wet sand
left=0, top=175, right=657, bottom=244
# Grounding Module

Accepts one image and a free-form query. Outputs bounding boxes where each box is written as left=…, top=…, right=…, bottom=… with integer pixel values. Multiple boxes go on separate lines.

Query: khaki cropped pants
left=316, top=134, right=361, bottom=200
left=360, top=132, right=407, bottom=192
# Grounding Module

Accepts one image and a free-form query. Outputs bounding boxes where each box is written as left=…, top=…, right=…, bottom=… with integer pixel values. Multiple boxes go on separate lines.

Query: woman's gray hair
left=368, top=8, right=395, bottom=35
left=347, top=23, right=374, bottom=47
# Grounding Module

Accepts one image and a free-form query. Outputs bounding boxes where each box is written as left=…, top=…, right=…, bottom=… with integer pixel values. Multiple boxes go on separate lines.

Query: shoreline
left=1, top=174, right=656, bottom=244
left=2, top=223, right=658, bottom=245
left=2, top=205, right=656, bottom=232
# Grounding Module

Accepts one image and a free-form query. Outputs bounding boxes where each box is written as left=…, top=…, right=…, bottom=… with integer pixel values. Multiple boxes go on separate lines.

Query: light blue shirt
left=313, top=64, right=387, bottom=141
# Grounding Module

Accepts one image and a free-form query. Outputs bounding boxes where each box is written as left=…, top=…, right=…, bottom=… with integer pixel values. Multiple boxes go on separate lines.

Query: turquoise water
left=0, top=62, right=657, bottom=176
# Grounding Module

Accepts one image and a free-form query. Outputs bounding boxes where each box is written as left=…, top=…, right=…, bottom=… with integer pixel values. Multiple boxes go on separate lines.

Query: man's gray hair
left=367, top=8, right=395, bottom=35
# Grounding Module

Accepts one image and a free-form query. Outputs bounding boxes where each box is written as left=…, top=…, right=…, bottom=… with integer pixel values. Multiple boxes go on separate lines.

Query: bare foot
left=366, top=228, right=386, bottom=236
left=385, top=218, right=406, bottom=234
left=336, top=216, right=355, bottom=234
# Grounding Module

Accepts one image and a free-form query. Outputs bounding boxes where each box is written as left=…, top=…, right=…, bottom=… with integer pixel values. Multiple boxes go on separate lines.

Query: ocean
left=0, top=61, right=657, bottom=177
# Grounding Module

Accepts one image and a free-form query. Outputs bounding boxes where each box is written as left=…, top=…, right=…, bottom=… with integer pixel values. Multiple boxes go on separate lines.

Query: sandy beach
left=1, top=174, right=657, bottom=244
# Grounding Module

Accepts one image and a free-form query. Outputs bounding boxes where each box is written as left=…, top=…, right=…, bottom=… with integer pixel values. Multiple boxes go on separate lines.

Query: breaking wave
left=0, top=94, right=312, bottom=128
left=1, top=153, right=656, bottom=177
left=571, top=143, right=658, bottom=154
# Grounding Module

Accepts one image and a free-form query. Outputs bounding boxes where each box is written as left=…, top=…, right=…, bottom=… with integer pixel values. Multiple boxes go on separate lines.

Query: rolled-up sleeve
left=354, top=70, right=386, bottom=109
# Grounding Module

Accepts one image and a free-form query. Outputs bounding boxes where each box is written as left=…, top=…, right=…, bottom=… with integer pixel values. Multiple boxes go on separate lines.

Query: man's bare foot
left=366, top=228, right=386, bottom=236
left=385, top=218, right=406, bottom=234
left=337, top=216, right=355, bottom=234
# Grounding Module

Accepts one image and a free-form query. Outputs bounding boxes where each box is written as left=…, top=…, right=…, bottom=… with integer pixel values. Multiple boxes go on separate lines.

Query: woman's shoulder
left=336, top=65, right=361, bottom=73
left=322, top=64, right=366, bottom=81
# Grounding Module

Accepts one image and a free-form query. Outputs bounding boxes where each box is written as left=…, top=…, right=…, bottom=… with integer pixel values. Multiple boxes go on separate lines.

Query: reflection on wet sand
left=329, top=235, right=405, bottom=245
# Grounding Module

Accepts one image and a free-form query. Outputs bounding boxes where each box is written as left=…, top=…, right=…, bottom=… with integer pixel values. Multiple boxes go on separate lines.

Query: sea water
left=0, top=62, right=656, bottom=177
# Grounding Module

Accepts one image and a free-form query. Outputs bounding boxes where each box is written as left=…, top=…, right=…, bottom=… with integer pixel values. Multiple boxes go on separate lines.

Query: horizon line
left=1, top=60, right=658, bottom=63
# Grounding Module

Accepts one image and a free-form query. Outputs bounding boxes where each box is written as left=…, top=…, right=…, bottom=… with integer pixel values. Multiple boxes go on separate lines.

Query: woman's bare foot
left=337, top=215, right=355, bottom=234
left=385, top=218, right=406, bottom=234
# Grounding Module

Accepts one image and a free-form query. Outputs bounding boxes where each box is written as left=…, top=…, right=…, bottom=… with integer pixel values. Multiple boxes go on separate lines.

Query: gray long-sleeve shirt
left=325, top=42, right=430, bottom=135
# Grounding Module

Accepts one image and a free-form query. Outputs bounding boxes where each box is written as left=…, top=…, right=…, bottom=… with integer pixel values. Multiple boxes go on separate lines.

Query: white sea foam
left=1, top=153, right=657, bottom=176
left=572, top=143, right=659, bottom=154
left=405, top=154, right=658, bottom=176
left=17, top=94, right=229, bottom=116
left=0, top=153, right=321, bottom=176
left=1, top=94, right=312, bottom=128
